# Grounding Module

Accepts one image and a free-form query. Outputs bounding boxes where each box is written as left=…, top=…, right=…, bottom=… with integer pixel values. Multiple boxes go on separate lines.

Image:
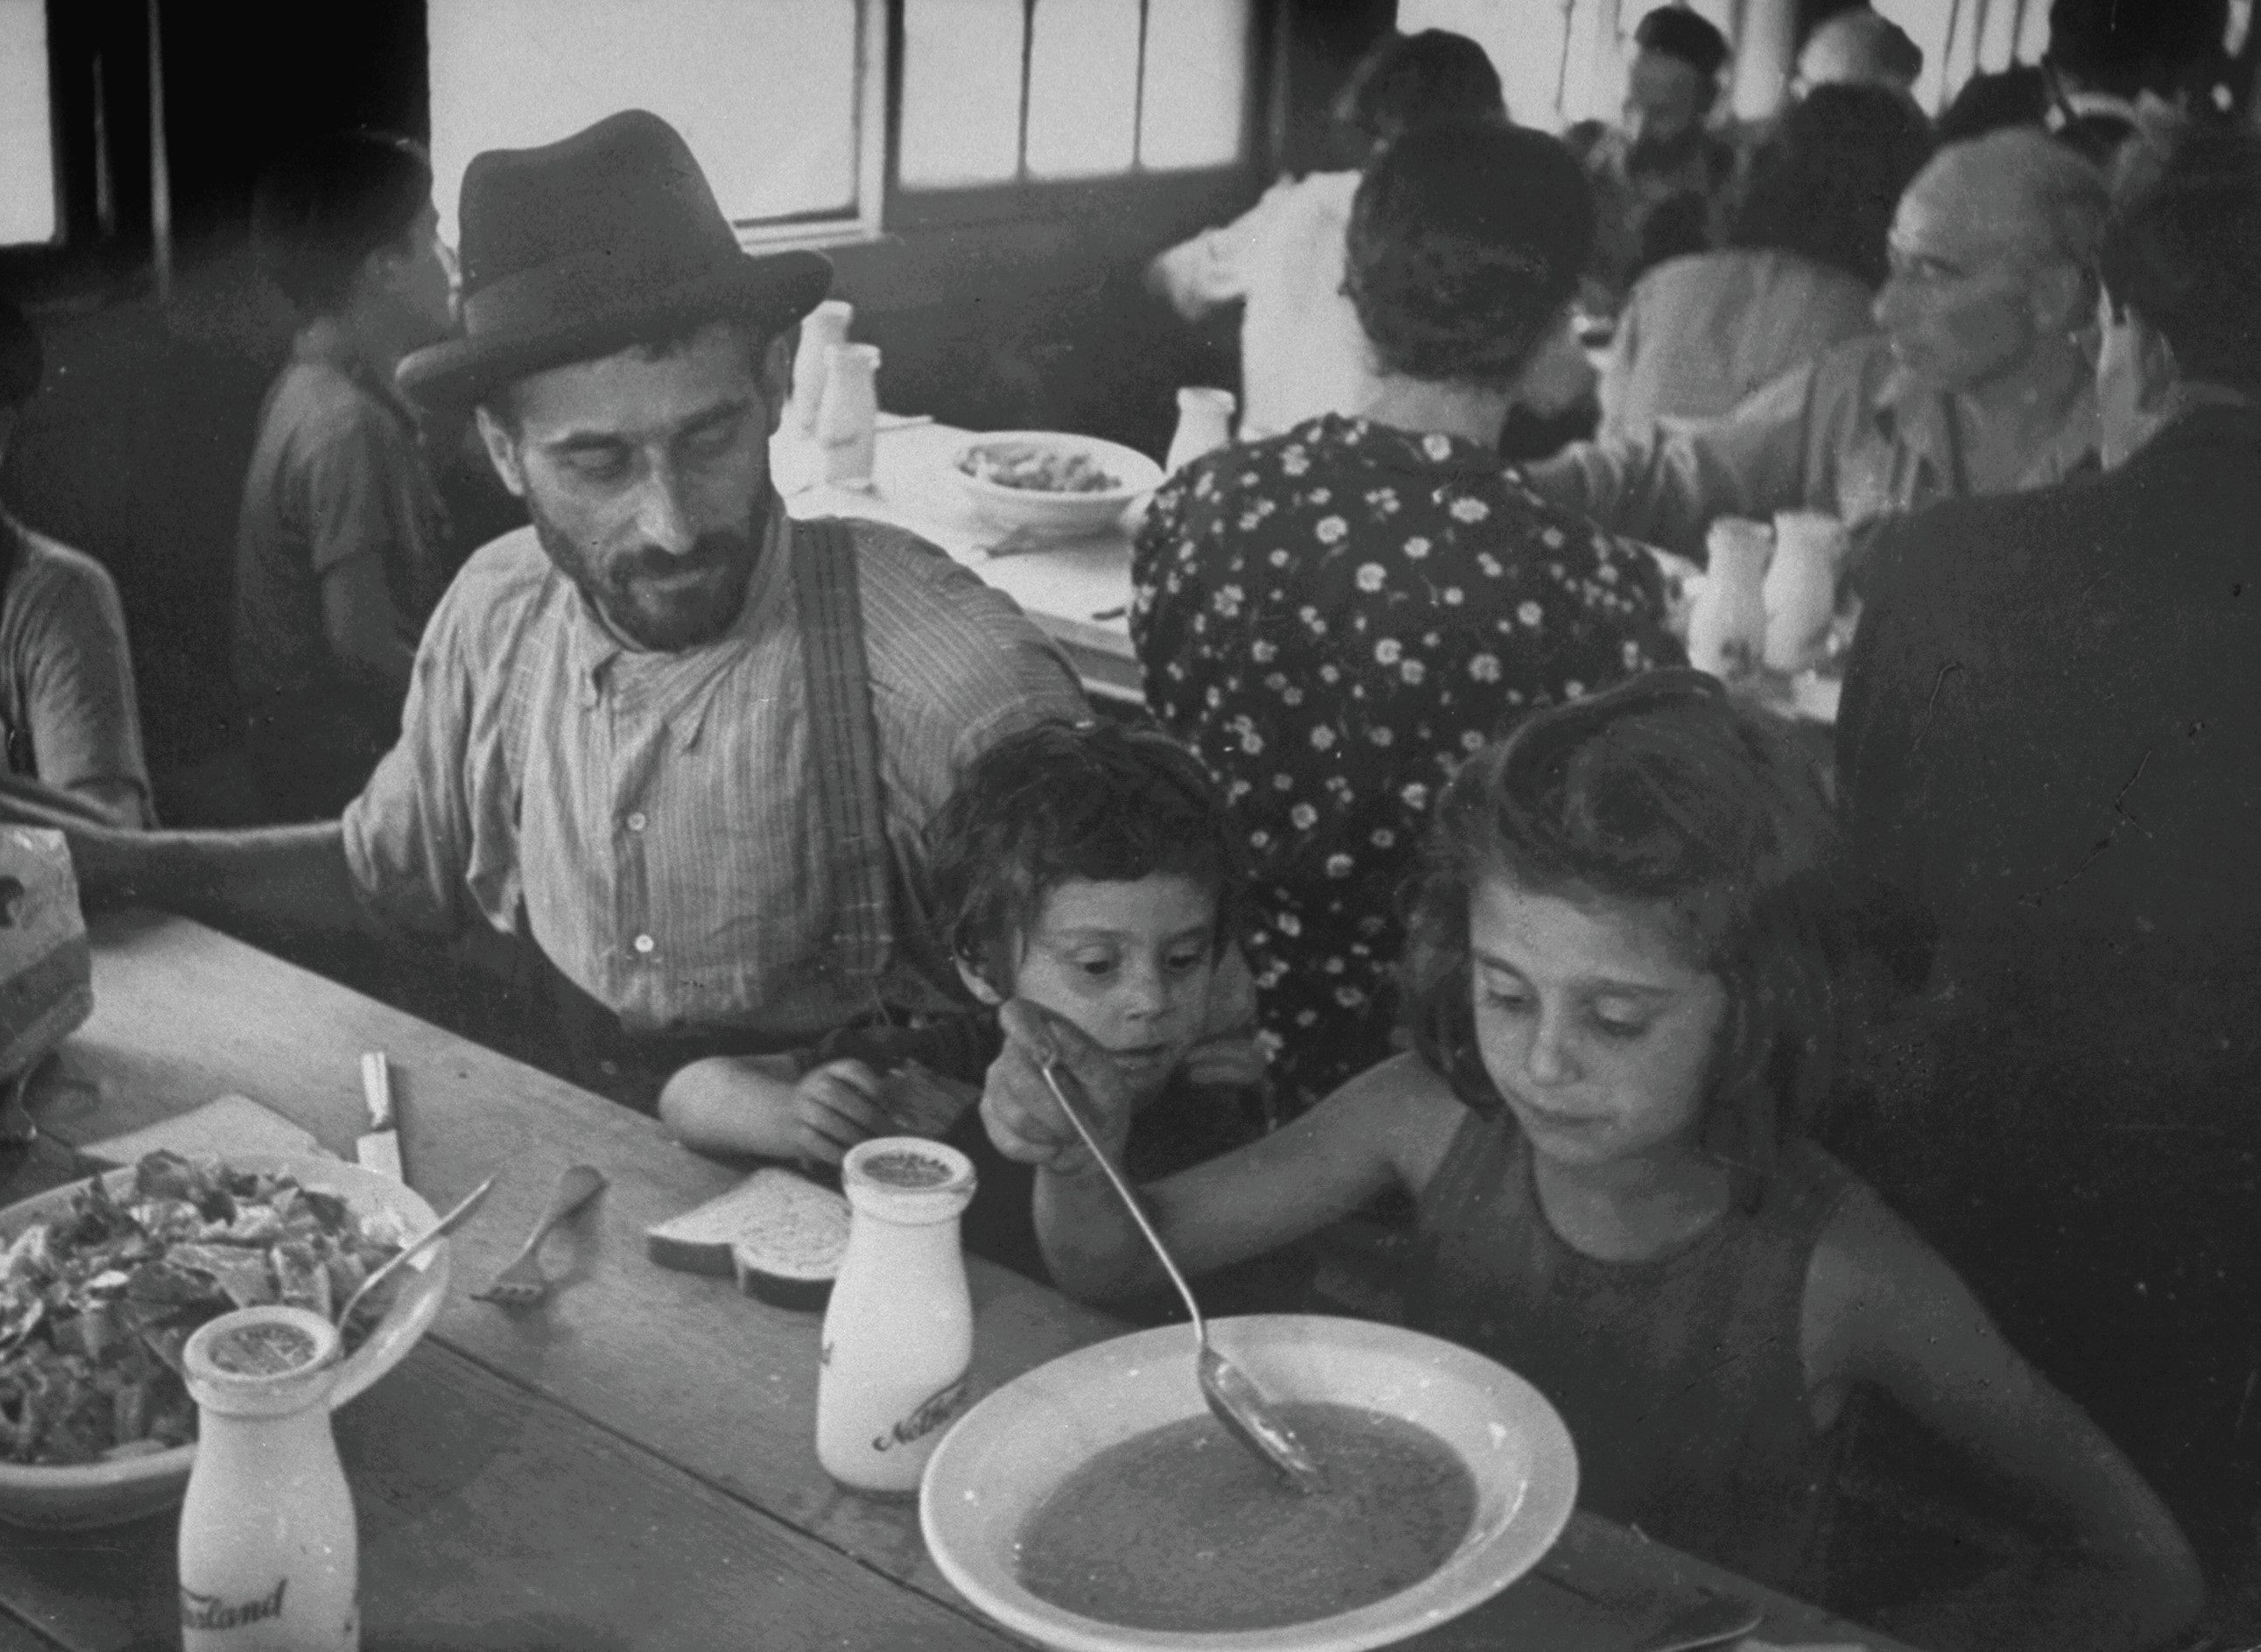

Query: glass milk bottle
left=1166, top=387, right=1236, bottom=476
left=816, top=1137, right=976, bottom=1494
left=817, top=342, right=882, bottom=489
left=790, top=299, right=855, bottom=435
left=1689, top=517, right=1773, bottom=680
left=1762, top=511, right=1849, bottom=673
left=178, top=1305, right=358, bottom=1651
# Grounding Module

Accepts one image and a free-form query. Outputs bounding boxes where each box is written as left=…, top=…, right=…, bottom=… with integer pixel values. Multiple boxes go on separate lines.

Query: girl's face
left=1467, top=874, right=1728, bottom=1172
left=967, top=875, right=1217, bottom=1105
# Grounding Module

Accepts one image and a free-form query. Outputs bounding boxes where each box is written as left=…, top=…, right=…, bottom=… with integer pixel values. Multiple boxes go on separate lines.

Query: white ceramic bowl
left=950, top=432, right=1166, bottom=542
left=0, top=1153, right=446, bottom=1529
left=921, top=1314, right=1578, bottom=1652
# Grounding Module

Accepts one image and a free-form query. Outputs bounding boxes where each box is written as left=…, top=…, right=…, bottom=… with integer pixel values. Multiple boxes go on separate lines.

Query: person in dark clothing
left=1938, top=0, right=2229, bottom=166
left=1833, top=121, right=2261, bottom=1582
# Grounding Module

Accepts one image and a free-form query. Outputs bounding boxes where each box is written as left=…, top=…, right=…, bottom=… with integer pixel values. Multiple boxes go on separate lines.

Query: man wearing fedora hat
left=57, top=111, right=1087, bottom=1110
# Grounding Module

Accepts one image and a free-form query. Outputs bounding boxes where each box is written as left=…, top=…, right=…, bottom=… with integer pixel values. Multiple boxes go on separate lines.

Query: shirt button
left=632, top=933, right=656, bottom=956
left=626, top=812, right=648, bottom=833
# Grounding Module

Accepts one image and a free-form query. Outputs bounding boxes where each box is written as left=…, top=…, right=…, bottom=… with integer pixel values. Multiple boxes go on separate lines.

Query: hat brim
left=397, top=249, right=833, bottom=411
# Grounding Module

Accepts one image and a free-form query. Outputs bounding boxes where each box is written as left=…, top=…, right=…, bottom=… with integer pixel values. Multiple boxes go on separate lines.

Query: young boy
left=236, top=131, right=455, bottom=820
left=659, top=720, right=1272, bottom=1285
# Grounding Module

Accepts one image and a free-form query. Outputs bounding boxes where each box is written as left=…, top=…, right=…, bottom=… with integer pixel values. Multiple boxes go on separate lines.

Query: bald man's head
left=1797, top=9, right=1922, bottom=95
left=1876, top=130, right=2110, bottom=390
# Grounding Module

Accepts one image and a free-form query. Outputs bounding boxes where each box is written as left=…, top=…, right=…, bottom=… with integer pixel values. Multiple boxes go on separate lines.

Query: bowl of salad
left=951, top=432, right=1165, bottom=543
left=0, top=1150, right=445, bottom=1529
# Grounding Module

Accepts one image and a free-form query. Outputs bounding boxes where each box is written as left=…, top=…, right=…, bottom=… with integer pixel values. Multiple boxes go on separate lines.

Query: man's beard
left=531, top=490, right=767, bottom=653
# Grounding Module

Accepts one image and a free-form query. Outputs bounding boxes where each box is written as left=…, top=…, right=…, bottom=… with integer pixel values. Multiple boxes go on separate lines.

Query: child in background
left=659, top=720, right=1272, bottom=1287
left=981, top=673, right=2201, bottom=1652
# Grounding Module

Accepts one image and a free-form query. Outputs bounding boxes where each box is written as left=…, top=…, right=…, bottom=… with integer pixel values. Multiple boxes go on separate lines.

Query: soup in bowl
left=920, top=1314, right=1577, bottom=1652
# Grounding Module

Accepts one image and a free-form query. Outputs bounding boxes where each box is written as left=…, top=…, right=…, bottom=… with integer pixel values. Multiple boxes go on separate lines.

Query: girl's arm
left=1802, top=1188, right=2205, bottom=1652
left=984, top=997, right=1461, bottom=1303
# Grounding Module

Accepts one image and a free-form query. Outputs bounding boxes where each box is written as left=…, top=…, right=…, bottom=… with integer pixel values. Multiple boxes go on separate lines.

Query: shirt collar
left=1869, top=361, right=2103, bottom=492
left=292, top=319, right=416, bottom=425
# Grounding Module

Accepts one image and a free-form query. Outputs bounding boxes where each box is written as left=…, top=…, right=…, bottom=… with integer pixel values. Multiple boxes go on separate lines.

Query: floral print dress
left=1132, top=414, right=1681, bottom=1114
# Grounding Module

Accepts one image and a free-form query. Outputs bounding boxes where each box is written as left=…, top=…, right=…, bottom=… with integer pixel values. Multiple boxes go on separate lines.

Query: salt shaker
left=815, top=1136, right=976, bottom=1494
left=1166, top=387, right=1236, bottom=476
left=790, top=299, right=854, bottom=436
left=1688, top=517, right=1773, bottom=680
left=178, top=1306, right=358, bottom=1651
left=1762, top=511, right=1849, bottom=673
left=817, top=342, right=881, bottom=490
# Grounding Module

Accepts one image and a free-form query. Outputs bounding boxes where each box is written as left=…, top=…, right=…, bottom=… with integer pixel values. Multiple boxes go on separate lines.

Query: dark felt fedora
left=397, top=109, right=832, bottom=409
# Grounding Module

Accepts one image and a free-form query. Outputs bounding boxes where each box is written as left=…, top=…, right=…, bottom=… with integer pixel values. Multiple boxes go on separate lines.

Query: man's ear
left=955, top=957, right=1005, bottom=1008
left=2031, top=263, right=2093, bottom=337
left=760, top=330, right=794, bottom=438
left=474, top=405, right=528, bottom=498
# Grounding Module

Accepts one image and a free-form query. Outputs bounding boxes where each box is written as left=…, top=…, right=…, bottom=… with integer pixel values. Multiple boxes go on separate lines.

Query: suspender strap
left=791, top=516, right=893, bottom=1005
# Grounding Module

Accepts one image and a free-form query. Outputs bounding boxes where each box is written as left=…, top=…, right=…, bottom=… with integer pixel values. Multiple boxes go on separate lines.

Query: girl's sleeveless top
left=1409, top=1107, right=1855, bottom=1600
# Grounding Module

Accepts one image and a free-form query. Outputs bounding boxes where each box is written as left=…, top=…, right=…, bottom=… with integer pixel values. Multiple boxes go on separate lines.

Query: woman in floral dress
left=1133, top=121, right=1682, bottom=1114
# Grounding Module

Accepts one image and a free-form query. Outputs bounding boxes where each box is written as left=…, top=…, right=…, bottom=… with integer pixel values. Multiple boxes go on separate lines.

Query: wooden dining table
left=0, top=911, right=1917, bottom=1651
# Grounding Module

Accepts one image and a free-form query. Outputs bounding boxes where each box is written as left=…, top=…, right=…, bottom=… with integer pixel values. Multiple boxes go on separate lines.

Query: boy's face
left=968, top=875, right=1218, bottom=1105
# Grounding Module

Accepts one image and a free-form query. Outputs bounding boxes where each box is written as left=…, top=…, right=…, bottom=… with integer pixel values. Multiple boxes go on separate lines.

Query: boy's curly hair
left=1342, top=122, right=1594, bottom=389
left=926, top=721, right=1241, bottom=995
left=1397, top=671, right=1860, bottom=1193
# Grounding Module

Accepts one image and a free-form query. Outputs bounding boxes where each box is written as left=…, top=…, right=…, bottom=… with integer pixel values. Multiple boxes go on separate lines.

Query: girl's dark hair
left=926, top=721, right=1242, bottom=994
left=2101, top=121, right=2261, bottom=394
left=252, top=131, right=433, bottom=320
left=1729, top=85, right=1935, bottom=287
left=1331, top=30, right=1508, bottom=157
left=1344, top=122, right=1594, bottom=388
left=1397, top=671, right=1857, bottom=1193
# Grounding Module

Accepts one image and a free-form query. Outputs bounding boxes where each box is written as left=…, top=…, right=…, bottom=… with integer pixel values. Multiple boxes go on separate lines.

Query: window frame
left=878, top=0, right=1272, bottom=235
left=729, top=0, right=892, bottom=252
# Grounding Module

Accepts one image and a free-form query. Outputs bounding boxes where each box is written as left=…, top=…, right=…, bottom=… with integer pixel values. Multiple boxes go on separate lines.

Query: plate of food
left=0, top=1149, right=445, bottom=1529
left=951, top=432, right=1166, bottom=544
left=920, top=1313, right=1577, bottom=1652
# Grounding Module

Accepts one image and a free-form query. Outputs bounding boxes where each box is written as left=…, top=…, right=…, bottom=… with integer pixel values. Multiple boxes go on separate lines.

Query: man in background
left=0, top=297, right=152, bottom=829
left=1793, top=6, right=1924, bottom=102
left=1525, top=130, right=2109, bottom=568
left=1570, top=5, right=1743, bottom=309
left=1146, top=30, right=1505, bottom=442
left=235, top=131, right=455, bottom=821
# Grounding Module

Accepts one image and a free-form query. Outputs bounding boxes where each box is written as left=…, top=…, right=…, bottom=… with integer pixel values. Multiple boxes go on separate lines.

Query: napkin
left=84, top=1094, right=329, bottom=1166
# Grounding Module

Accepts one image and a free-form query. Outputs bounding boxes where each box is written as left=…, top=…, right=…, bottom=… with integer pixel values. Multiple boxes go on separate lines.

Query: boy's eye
left=1163, top=947, right=1208, bottom=975
left=1071, top=954, right=1118, bottom=979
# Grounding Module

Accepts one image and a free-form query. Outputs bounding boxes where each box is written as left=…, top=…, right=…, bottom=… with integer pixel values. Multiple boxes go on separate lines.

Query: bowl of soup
left=950, top=432, right=1165, bottom=543
left=920, top=1314, right=1577, bottom=1651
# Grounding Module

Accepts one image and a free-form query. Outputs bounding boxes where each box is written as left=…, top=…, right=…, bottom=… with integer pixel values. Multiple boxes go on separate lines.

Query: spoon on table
left=336, top=1175, right=498, bottom=1332
left=1037, top=1052, right=1327, bottom=1495
left=1631, top=1589, right=1766, bottom=1652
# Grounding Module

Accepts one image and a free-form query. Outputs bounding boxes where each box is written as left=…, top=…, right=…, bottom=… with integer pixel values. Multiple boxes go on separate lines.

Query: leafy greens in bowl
left=0, top=1150, right=445, bottom=1527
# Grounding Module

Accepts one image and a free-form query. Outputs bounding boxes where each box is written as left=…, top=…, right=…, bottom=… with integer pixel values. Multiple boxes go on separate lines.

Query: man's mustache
left=612, top=531, right=751, bottom=583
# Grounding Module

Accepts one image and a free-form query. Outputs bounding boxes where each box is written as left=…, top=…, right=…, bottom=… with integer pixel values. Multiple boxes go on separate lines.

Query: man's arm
left=1519, top=361, right=1821, bottom=559
left=320, top=553, right=418, bottom=697
left=1145, top=180, right=1283, bottom=320
left=67, top=819, right=370, bottom=953
left=16, top=552, right=155, bottom=828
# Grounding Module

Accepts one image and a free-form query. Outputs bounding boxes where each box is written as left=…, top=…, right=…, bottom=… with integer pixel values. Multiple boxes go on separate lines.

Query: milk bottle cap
left=184, top=1306, right=342, bottom=1417
left=841, top=1137, right=976, bottom=1225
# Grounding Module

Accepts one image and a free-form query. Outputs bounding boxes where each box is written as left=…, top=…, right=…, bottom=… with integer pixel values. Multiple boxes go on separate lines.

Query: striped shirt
left=342, top=505, right=1086, bottom=1040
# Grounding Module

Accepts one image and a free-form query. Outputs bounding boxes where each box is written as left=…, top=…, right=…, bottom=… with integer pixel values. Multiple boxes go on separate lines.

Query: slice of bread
left=645, top=1169, right=850, bottom=1310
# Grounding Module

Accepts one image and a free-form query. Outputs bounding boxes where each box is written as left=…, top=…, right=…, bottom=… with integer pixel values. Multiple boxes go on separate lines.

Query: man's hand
left=792, top=1058, right=888, bottom=1166
left=981, top=999, right=1135, bottom=1176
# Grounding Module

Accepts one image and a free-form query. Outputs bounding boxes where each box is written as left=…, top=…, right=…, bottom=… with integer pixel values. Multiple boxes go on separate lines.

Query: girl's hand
left=982, top=999, right=1134, bottom=1176
left=792, top=1059, right=887, bottom=1165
